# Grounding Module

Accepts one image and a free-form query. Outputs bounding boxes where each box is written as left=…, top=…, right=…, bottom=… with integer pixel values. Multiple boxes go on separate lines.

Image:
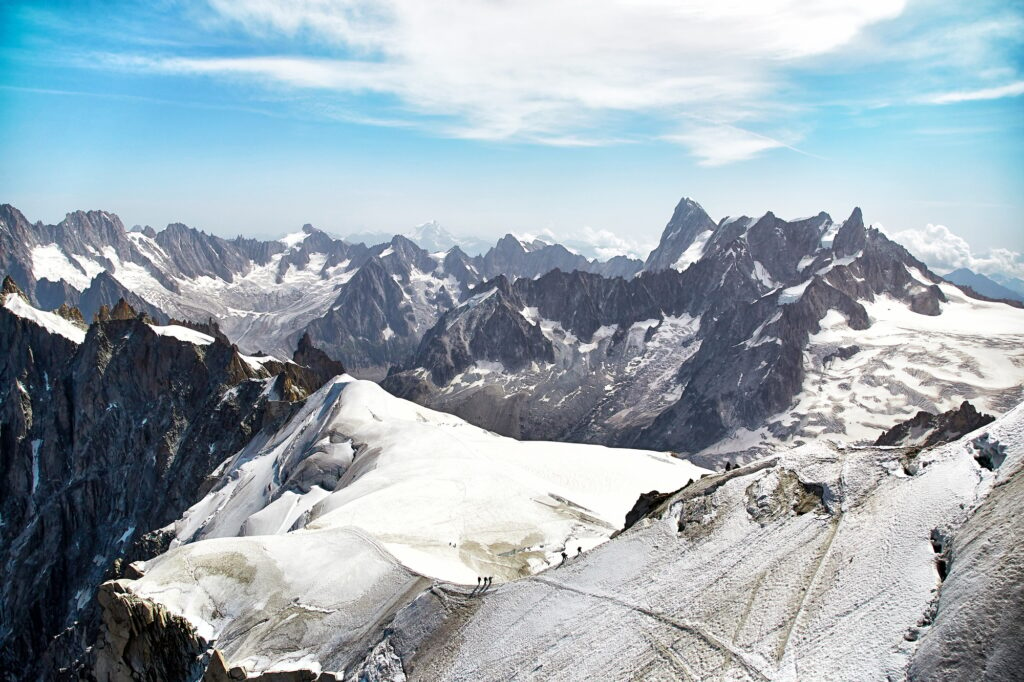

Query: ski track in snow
left=415, top=404, right=1023, bottom=681
left=118, top=376, right=708, bottom=675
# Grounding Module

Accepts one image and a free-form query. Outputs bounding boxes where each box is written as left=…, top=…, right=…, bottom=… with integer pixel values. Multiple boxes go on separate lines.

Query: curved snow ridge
left=115, top=376, right=707, bottom=676
left=147, top=323, right=215, bottom=345
left=168, top=375, right=709, bottom=585
left=3, top=292, right=87, bottom=344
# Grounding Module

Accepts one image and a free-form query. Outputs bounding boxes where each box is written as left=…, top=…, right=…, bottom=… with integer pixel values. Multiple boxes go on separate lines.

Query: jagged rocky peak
left=875, top=401, right=996, bottom=448
left=381, top=232, right=438, bottom=276
left=411, top=275, right=554, bottom=385
left=259, top=334, right=347, bottom=402
left=643, top=196, right=717, bottom=272
left=442, top=245, right=482, bottom=288
left=0, top=292, right=311, bottom=676
left=154, top=222, right=252, bottom=282
left=0, top=203, right=30, bottom=230
left=110, top=298, right=137, bottom=321
left=59, top=208, right=127, bottom=242
left=2, top=273, right=21, bottom=296
left=294, top=331, right=346, bottom=378
left=78, top=271, right=171, bottom=324
left=300, top=254, right=419, bottom=378
left=743, top=211, right=832, bottom=284
left=833, top=206, right=865, bottom=257
left=94, top=298, right=141, bottom=323
left=55, top=302, right=86, bottom=325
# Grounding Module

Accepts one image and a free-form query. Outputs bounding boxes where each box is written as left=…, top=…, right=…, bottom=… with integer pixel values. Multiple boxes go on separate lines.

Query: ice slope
left=119, top=529, right=430, bottom=675
left=411, top=400, right=1024, bottom=681
left=113, top=376, right=706, bottom=674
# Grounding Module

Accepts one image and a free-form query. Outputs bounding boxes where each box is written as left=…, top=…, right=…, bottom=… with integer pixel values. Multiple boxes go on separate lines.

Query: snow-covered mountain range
left=2, top=194, right=1022, bottom=679
left=385, top=200, right=1024, bottom=464
left=0, top=206, right=640, bottom=378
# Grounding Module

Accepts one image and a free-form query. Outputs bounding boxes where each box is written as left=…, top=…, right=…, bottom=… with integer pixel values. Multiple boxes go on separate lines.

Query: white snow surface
left=710, top=285, right=1024, bottom=459
left=415, top=400, right=1024, bottom=681
left=672, top=229, right=713, bottom=272
left=3, top=293, right=87, bottom=344
left=30, top=243, right=95, bottom=290
left=148, top=324, right=215, bottom=345
left=122, top=376, right=706, bottom=674
left=171, top=376, right=706, bottom=584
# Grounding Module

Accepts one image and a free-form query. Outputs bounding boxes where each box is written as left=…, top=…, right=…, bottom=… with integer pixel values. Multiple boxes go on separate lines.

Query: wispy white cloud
left=662, top=125, right=792, bottom=166
left=106, top=0, right=908, bottom=162
left=921, top=80, right=1024, bottom=104
left=515, top=225, right=655, bottom=261
left=879, top=222, right=1024, bottom=277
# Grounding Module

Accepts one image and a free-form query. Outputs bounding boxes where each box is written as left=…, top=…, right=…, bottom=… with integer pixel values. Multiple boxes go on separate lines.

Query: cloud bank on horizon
left=881, top=223, right=1024, bottom=279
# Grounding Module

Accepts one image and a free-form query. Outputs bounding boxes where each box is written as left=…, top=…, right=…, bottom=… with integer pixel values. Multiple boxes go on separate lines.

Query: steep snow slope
left=3, top=288, right=87, bottom=343
left=410, top=401, right=1024, bottom=681
left=172, top=376, right=706, bottom=582
left=102, top=377, right=707, bottom=675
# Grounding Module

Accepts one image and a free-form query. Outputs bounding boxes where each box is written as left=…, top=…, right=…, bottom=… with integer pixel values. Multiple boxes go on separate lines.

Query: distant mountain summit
left=943, top=267, right=1024, bottom=303
left=346, top=220, right=493, bottom=256
left=408, top=220, right=492, bottom=256
left=642, top=196, right=718, bottom=272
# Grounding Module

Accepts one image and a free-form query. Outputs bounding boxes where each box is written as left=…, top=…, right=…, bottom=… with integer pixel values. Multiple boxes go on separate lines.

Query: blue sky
left=1, top=0, right=1022, bottom=272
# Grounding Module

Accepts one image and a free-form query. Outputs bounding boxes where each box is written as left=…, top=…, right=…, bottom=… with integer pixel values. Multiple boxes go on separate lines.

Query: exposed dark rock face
left=78, top=272, right=170, bottom=323
left=0, top=283, right=309, bottom=679
left=409, top=277, right=554, bottom=385
left=260, top=333, right=348, bottom=402
left=621, top=489, right=679, bottom=530
left=35, top=278, right=82, bottom=312
left=154, top=222, right=265, bottom=282
left=293, top=332, right=347, bottom=380
left=832, top=206, right=865, bottom=258
left=92, top=581, right=209, bottom=682
left=875, top=401, right=995, bottom=448
left=512, top=268, right=691, bottom=341
left=388, top=202, right=1008, bottom=458
left=302, top=256, right=419, bottom=378
left=441, top=246, right=483, bottom=289
left=642, top=197, right=717, bottom=272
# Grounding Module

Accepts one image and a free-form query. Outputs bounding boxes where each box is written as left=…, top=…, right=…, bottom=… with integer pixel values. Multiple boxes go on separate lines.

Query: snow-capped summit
left=408, top=220, right=457, bottom=252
